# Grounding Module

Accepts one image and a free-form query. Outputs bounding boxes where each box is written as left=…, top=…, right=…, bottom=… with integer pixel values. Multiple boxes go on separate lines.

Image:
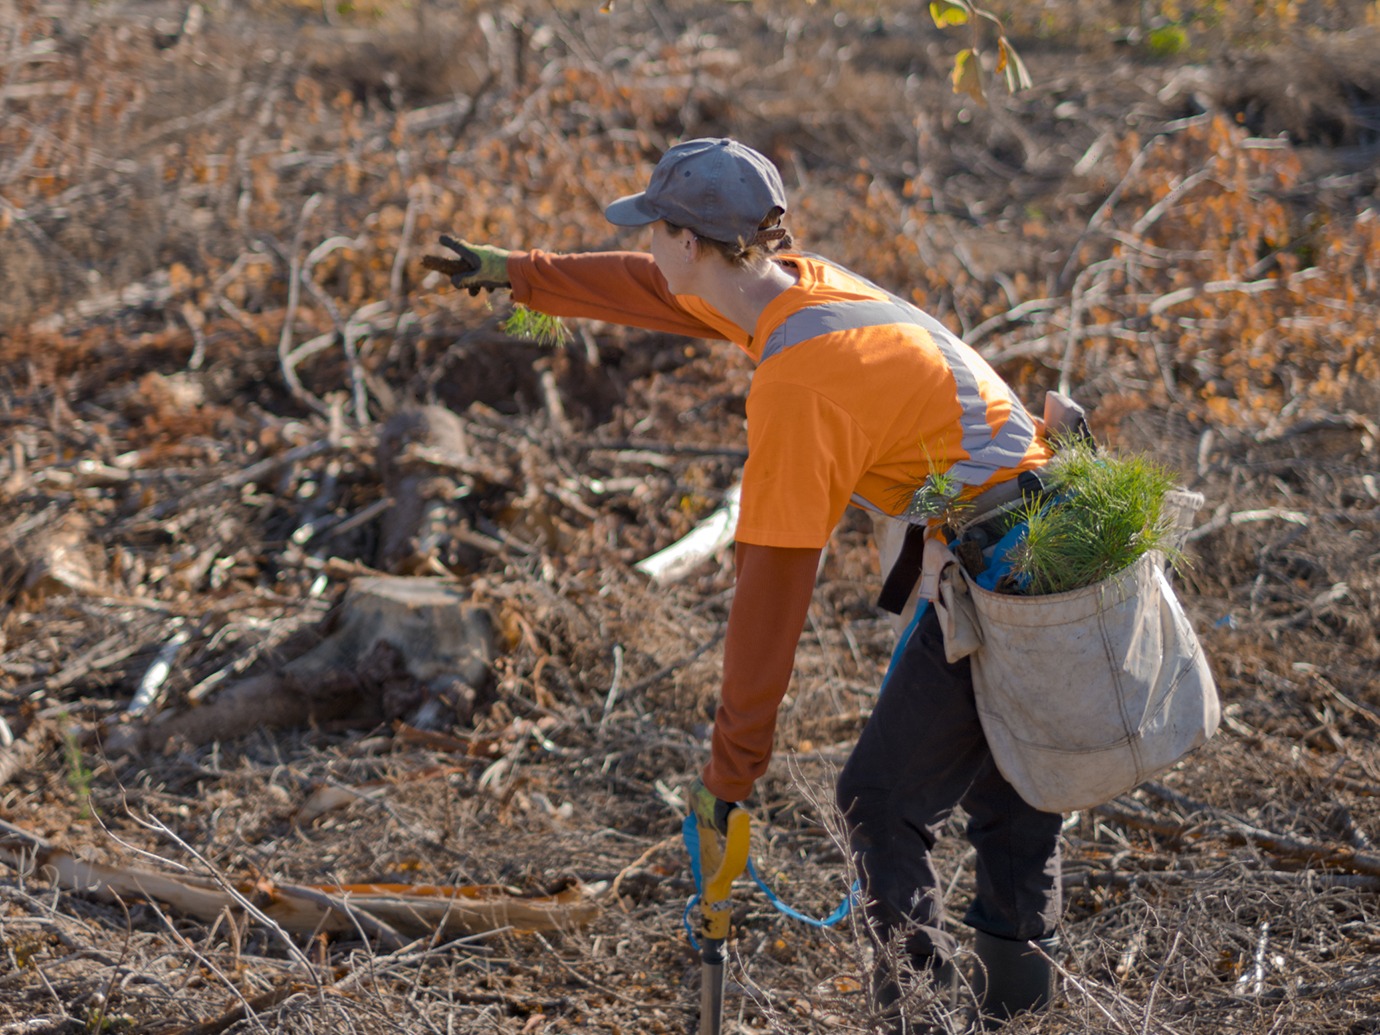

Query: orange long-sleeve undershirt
left=703, top=542, right=821, bottom=802
left=509, top=249, right=736, bottom=341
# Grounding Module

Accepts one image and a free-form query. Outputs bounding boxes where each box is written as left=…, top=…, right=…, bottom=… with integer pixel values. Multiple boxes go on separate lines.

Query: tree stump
left=109, top=577, right=496, bottom=754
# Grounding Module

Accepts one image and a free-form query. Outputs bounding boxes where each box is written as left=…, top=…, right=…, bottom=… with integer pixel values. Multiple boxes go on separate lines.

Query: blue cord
left=680, top=814, right=857, bottom=949
left=746, top=859, right=859, bottom=928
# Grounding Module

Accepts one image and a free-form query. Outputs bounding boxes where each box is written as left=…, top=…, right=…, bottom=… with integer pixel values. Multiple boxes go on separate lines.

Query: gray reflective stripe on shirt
left=923, top=314, right=1036, bottom=489
left=849, top=492, right=886, bottom=515
left=761, top=257, right=1038, bottom=493
left=759, top=299, right=916, bottom=364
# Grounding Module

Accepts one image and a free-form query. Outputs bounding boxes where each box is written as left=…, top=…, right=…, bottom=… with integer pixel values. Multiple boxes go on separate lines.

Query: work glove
left=688, top=776, right=738, bottom=836
left=420, top=235, right=512, bottom=296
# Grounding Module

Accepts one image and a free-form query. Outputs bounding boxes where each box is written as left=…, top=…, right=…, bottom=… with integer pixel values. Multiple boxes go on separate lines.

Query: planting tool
left=697, top=804, right=751, bottom=1035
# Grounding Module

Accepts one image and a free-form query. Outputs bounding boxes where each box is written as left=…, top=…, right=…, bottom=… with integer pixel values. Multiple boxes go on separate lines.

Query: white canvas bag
left=932, top=495, right=1220, bottom=813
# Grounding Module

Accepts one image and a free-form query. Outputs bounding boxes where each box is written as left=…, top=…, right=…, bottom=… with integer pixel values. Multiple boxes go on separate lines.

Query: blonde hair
left=665, top=208, right=793, bottom=268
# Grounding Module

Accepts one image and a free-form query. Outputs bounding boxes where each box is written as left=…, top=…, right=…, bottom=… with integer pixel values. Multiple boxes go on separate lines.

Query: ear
left=684, top=234, right=702, bottom=262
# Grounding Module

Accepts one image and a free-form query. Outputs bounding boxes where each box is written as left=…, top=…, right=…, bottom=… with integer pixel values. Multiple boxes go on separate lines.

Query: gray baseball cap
left=605, top=138, right=787, bottom=243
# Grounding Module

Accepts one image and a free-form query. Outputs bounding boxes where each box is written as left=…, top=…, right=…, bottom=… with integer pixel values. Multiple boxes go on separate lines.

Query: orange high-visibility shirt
left=511, top=249, right=1052, bottom=547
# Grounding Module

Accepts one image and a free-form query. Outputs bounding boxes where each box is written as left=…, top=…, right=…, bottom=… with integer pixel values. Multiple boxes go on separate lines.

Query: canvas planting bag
left=933, top=492, right=1219, bottom=814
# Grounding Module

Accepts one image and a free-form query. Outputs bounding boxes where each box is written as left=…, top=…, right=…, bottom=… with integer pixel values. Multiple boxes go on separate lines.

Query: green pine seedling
left=503, top=305, right=571, bottom=348
left=904, top=470, right=965, bottom=524
left=62, top=719, right=95, bottom=819
left=1005, top=438, right=1181, bottom=596
left=901, top=438, right=974, bottom=528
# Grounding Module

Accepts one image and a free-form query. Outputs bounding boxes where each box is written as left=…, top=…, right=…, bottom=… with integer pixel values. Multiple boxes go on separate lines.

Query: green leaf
left=929, top=1, right=970, bottom=28
left=1147, top=24, right=1187, bottom=57
left=951, top=48, right=987, bottom=108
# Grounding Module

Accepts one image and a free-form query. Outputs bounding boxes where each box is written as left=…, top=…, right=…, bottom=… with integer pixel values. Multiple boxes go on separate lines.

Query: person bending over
left=432, top=138, right=1062, bottom=1030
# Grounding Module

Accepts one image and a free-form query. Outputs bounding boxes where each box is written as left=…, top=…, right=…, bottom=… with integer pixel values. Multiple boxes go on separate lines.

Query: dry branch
left=1061, top=869, right=1380, bottom=891
left=276, top=194, right=328, bottom=416
left=0, top=818, right=597, bottom=938
left=126, top=619, right=191, bottom=718
left=1185, top=506, right=1310, bottom=541
left=130, top=439, right=335, bottom=524
left=1095, top=785, right=1380, bottom=877
left=621, top=628, right=725, bottom=696
left=634, top=482, right=741, bottom=584
left=167, top=983, right=304, bottom=1035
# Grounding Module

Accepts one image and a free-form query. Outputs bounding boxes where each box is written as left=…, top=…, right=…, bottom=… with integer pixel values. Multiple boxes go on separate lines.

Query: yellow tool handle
left=699, top=807, right=751, bottom=941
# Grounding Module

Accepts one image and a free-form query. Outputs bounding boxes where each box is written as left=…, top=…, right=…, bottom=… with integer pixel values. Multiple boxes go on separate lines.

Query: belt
left=876, top=465, right=1053, bottom=615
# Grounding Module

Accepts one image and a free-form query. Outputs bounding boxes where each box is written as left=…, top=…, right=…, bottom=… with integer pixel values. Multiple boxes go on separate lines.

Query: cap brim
left=604, top=192, right=662, bottom=227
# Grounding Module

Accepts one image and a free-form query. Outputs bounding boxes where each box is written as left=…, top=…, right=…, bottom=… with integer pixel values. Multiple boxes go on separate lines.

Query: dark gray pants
left=837, top=605, right=1063, bottom=963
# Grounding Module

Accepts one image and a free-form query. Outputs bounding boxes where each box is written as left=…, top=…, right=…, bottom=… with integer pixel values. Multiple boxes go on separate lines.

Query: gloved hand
left=688, top=776, right=738, bottom=836
left=420, top=235, right=512, bottom=296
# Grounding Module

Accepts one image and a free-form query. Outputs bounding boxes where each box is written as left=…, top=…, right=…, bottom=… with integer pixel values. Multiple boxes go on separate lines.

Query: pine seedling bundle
left=504, top=305, right=571, bottom=348
left=1004, top=440, right=1181, bottom=596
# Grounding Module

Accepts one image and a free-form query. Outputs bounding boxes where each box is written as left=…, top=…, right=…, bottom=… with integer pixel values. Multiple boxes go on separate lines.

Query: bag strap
left=877, top=522, right=927, bottom=615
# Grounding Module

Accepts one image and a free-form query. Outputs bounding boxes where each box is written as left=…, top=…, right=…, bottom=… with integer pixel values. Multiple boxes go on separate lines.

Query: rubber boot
left=971, top=931, right=1057, bottom=1029
left=872, top=953, right=958, bottom=1035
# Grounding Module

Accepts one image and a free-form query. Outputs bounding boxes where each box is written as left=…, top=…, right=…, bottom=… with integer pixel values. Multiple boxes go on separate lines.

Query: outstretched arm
left=510, top=249, right=739, bottom=341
